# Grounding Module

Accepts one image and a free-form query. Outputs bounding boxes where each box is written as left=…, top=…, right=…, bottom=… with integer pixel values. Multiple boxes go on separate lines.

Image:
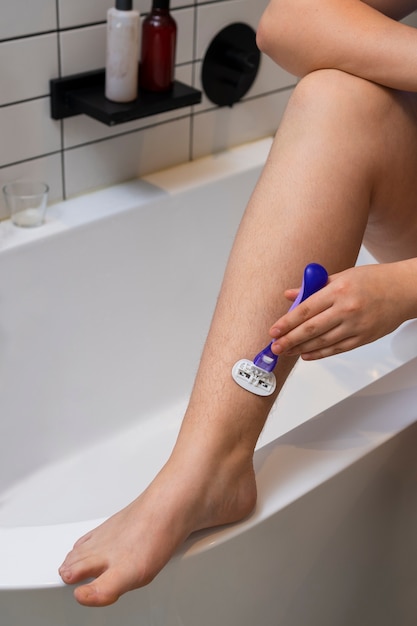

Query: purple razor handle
left=253, top=263, right=328, bottom=372
left=232, top=263, right=328, bottom=396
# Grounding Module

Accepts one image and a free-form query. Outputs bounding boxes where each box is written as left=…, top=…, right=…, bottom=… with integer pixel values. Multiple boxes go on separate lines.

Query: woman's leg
left=59, top=70, right=417, bottom=606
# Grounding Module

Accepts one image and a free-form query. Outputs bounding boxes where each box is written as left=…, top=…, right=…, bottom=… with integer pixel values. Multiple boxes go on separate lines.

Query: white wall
left=0, top=0, right=296, bottom=218
left=2, top=2, right=416, bottom=221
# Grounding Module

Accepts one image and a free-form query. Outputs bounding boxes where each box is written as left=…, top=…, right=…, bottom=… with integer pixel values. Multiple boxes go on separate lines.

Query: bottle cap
left=152, top=0, right=170, bottom=8
left=116, top=0, right=133, bottom=9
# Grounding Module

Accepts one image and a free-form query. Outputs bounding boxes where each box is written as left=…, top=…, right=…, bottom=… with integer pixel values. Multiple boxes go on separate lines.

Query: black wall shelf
left=50, top=69, right=202, bottom=126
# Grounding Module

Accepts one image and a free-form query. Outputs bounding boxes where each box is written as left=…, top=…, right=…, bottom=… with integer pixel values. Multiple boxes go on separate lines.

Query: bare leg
left=59, top=70, right=417, bottom=606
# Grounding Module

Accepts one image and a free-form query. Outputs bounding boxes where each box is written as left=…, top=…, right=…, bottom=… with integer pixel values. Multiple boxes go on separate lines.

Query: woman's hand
left=269, top=262, right=417, bottom=360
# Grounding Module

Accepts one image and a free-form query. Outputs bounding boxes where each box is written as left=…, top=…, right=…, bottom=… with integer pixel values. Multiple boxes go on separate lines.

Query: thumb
left=284, top=288, right=299, bottom=303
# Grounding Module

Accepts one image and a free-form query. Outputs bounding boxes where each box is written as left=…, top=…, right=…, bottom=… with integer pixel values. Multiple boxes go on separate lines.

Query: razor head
left=232, top=359, right=277, bottom=397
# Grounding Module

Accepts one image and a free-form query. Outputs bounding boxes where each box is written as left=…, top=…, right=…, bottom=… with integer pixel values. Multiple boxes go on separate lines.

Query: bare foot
left=59, top=445, right=257, bottom=607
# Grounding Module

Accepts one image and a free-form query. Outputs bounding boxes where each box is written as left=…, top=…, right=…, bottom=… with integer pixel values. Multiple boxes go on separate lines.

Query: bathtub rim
left=0, top=136, right=274, bottom=256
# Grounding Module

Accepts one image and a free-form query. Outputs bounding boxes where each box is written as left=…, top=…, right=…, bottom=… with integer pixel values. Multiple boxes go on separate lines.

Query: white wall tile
left=196, top=0, right=269, bottom=59
left=60, top=24, right=106, bottom=76
left=0, top=99, right=61, bottom=167
left=64, top=117, right=190, bottom=197
left=0, top=154, right=64, bottom=220
left=0, top=34, right=59, bottom=106
left=170, top=0, right=191, bottom=8
left=175, top=8, right=194, bottom=65
left=192, top=88, right=292, bottom=160
left=402, top=10, right=417, bottom=27
left=0, top=0, right=57, bottom=40
left=58, top=0, right=112, bottom=28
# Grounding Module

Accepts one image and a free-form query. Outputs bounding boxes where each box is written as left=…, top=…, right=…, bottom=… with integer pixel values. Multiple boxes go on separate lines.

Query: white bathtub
left=1, top=137, right=417, bottom=626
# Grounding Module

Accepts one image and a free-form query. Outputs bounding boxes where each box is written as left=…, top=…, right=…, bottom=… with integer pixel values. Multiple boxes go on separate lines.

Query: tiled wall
left=0, top=0, right=296, bottom=219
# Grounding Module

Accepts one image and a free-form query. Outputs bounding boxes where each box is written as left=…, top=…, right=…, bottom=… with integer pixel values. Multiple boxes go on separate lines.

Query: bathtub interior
left=0, top=139, right=268, bottom=531
left=1, top=137, right=417, bottom=596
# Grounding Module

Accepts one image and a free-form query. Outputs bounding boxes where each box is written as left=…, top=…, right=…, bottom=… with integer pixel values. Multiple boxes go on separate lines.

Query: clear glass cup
left=2, top=181, right=49, bottom=228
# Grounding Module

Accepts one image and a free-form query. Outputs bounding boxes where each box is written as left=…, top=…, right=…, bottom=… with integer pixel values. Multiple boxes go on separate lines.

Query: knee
left=290, top=69, right=394, bottom=129
left=278, top=69, right=399, bottom=180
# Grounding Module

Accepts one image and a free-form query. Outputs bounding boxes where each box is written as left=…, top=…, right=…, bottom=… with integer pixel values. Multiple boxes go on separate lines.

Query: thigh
left=365, top=90, right=417, bottom=262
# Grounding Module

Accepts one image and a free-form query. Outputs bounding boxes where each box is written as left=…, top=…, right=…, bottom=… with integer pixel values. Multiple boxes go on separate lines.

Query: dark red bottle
left=140, top=0, right=177, bottom=92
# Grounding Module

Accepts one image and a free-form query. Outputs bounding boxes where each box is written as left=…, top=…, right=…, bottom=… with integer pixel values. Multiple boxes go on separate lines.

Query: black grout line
left=0, top=30, right=57, bottom=44
left=189, top=113, right=195, bottom=162
left=0, top=95, right=49, bottom=109
left=55, top=0, right=62, bottom=75
left=0, top=151, right=63, bottom=171
left=0, top=23, right=106, bottom=44
left=189, top=2, right=199, bottom=161
left=61, top=132, right=67, bottom=201
left=55, top=0, right=67, bottom=200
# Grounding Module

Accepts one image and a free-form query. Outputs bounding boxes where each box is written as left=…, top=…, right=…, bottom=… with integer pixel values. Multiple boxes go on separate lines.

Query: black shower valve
left=223, top=48, right=259, bottom=74
left=202, top=23, right=261, bottom=108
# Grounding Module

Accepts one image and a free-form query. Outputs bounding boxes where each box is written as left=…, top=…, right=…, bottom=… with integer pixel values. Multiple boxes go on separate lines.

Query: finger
left=283, top=322, right=345, bottom=354
left=299, top=335, right=360, bottom=360
left=270, top=292, right=332, bottom=338
left=271, top=310, right=340, bottom=354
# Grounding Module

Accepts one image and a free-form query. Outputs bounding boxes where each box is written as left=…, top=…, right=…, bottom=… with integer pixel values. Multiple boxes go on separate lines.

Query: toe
left=59, top=554, right=106, bottom=585
left=73, top=568, right=133, bottom=607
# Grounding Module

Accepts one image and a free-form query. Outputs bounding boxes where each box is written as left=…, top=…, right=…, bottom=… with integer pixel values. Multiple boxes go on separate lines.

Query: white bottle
left=105, top=0, right=140, bottom=103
